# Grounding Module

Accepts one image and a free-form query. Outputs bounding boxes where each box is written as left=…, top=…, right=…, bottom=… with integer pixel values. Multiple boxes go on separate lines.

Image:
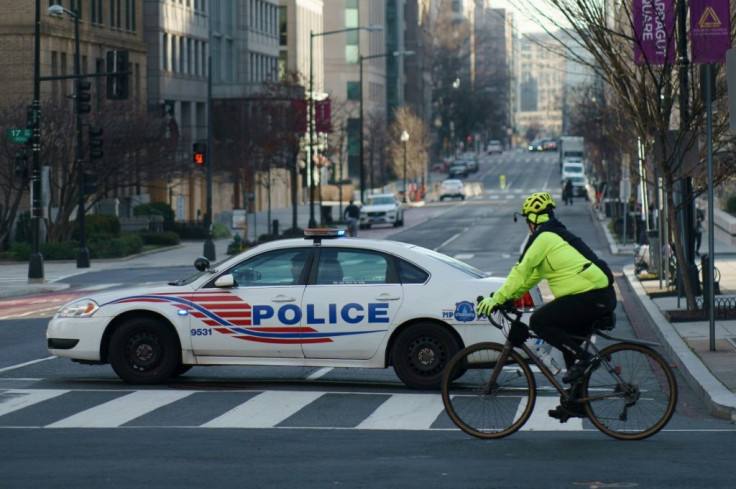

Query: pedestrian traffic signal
left=106, top=50, right=130, bottom=100
left=193, top=142, right=206, bottom=165
left=14, top=147, right=28, bottom=178
left=88, top=126, right=104, bottom=160
left=77, top=80, right=92, bottom=114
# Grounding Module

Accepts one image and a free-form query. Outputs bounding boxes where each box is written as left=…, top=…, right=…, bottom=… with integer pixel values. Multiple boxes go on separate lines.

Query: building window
left=347, top=81, right=360, bottom=101
left=278, top=6, right=287, bottom=46
left=162, top=33, right=168, bottom=70
left=345, top=0, right=359, bottom=64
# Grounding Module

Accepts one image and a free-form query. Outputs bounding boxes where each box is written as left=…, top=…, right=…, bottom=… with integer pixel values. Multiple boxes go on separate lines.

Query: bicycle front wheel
left=441, top=342, right=536, bottom=439
left=583, top=343, right=677, bottom=440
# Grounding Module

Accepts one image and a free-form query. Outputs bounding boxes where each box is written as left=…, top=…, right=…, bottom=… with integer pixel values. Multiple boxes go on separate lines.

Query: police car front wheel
left=392, top=323, right=460, bottom=390
left=109, top=317, right=180, bottom=385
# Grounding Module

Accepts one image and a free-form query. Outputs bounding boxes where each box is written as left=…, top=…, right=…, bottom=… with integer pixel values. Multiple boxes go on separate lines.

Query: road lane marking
left=46, top=390, right=195, bottom=428
left=201, top=390, right=324, bottom=428
left=357, top=394, right=445, bottom=430
left=306, top=367, right=333, bottom=380
left=0, top=356, right=56, bottom=373
left=0, top=389, right=69, bottom=417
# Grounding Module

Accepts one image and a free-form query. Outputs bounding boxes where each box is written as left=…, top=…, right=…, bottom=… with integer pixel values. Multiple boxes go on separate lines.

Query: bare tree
left=513, top=1, right=736, bottom=310
left=388, top=106, right=431, bottom=193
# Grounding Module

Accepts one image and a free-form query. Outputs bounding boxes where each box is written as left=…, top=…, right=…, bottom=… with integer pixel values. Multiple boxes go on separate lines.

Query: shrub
left=89, top=233, right=143, bottom=258
left=134, top=202, right=176, bottom=231
left=8, top=242, right=32, bottom=261
left=281, top=227, right=304, bottom=238
left=84, top=214, right=121, bottom=239
left=726, top=194, right=736, bottom=216
left=211, top=221, right=231, bottom=239
left=172, top=222, right=208, bottom=239
left=41, top=241, right=79, bottom=260
left=140, top=231, right=180, bottom=246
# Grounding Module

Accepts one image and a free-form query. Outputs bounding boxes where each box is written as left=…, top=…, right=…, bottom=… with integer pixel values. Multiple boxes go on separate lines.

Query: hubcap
left=126, top=332, right=161, bottom=372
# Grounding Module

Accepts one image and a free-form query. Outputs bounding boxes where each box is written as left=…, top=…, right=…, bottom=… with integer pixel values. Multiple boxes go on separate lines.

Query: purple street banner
left=690, top=0, right=731, bottom=63
left=633, top=0, right=676, bottom=66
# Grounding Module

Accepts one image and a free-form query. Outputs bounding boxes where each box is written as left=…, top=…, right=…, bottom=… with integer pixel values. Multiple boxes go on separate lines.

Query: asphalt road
left=1, top=151, right=734, bottom=489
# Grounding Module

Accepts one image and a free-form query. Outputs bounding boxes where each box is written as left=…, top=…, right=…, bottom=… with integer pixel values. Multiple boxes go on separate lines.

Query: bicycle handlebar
left=477, top=295, right=523, bottom=330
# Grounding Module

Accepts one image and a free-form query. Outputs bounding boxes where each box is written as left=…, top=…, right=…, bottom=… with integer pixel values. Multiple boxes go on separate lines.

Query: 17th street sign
left=6, top=129, right=32, bottom=144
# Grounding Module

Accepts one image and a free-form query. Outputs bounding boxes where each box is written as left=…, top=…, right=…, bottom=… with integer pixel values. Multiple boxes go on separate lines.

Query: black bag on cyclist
left=507, top=319, right=529, bottom=347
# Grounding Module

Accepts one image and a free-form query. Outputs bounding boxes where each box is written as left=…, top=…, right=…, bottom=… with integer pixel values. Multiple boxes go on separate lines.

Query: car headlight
left=58, top=299, right=100, bottom=318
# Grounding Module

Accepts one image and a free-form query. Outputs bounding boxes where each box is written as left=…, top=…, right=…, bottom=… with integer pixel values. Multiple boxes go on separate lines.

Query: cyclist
left=477, top=192, right=617, bottom=418
left=344, top=199, right=361, bottom=237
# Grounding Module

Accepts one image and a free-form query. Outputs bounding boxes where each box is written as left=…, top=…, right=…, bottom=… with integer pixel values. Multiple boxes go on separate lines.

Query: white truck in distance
left=558, top=136, right=585, bottom=172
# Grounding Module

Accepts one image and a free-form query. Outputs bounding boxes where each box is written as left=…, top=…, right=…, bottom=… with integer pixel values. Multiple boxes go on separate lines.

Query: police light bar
left=304, top=228, right=345, bottom=239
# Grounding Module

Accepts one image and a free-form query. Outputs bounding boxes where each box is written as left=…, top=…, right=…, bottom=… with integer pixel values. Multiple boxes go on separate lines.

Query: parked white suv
left=359, top=193, right=405, bottom=229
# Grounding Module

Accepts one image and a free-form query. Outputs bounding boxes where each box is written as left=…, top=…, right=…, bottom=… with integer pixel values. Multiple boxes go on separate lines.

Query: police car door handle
left=375, top=293, right=400, bottom=301
left=271, top=295, right=296, bottom=303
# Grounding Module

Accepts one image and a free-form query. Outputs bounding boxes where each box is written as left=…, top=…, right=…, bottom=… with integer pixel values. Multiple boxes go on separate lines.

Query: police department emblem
left=454, top=301, right=476, bottom=322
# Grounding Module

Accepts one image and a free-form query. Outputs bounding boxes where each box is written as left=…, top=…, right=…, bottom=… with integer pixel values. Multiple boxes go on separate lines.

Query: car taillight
left=513, top=291, right=535, bottom=309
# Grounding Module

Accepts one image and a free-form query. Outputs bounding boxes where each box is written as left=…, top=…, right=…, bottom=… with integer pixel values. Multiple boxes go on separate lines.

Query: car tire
left=109, top=317, right=180, bottom=385
left=391, top=323, right=460, bottom=390
left=169, top=364, right=193, bottom=378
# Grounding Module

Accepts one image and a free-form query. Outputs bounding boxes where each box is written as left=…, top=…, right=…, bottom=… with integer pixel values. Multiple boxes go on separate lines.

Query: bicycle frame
left=487, top=308, right=662, bottom=408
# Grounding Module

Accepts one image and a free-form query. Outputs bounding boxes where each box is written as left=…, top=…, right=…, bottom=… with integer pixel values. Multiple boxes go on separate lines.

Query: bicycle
left=441, top=300, right=678, bottom=440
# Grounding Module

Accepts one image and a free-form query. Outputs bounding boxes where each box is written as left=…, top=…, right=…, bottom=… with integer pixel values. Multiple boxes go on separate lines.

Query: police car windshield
left=413, top=246, right=485, bottom=278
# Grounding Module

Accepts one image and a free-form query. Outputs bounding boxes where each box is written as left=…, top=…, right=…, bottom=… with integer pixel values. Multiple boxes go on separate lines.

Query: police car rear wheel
left=109, top=318, right=179, bottom=385
left=392, top=324, right=459, bottom=390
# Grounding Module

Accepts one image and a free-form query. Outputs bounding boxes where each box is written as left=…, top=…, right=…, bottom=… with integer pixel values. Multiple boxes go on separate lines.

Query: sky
left=492, top=1, right=556, bottom=34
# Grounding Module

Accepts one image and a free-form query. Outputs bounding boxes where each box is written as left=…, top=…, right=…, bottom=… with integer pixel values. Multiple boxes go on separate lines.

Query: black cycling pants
left=529, top=285, right=617, bottom=367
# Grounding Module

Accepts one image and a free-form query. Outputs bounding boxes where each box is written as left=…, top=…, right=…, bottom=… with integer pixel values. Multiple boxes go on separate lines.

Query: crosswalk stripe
left=46, top=390, right=195, bottom=428
left=357, top=394, right=445, bottom=430
left=201, top=390, right=325, bottom=428
left=0, top=389, right=68, bottom=417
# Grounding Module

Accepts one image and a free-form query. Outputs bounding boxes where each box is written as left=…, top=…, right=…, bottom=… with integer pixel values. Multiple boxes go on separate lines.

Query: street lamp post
left=28, top=0, right=44, bottom=280
left=359, top=50, right=414, bottom=203
left=400, top=130, right=409, bottom=202
left=309, top=25, right=382, bottom=226
left=50, top=3, right=89, bottom=268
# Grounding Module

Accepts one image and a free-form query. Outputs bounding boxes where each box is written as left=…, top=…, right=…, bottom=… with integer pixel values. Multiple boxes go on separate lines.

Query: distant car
left=528, top=140, right=544, bottom=152
left=462, top=153, right=479, bottom=173
left=543, top=139, right=558, bottom=151
left=359, top=193, right=404, bottom=229
left=487, top=140, right=503, bottom=154
left=46, top=229, right=544, bottom=389
left=439, top=179, right=465, bottom=201
left=448, top=161, right=469, bottom=178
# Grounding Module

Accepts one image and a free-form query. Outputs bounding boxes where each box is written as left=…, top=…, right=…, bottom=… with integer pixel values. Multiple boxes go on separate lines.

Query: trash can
left=320, top=205, right=333, bottom=225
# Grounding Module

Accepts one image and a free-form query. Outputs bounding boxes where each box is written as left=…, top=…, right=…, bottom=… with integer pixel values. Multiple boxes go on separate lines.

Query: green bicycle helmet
left=521, top=192, right=556, bottom=224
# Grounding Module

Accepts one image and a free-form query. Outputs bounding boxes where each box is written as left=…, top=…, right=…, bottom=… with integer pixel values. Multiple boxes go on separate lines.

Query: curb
left=623, top=264, right=736, bottom=420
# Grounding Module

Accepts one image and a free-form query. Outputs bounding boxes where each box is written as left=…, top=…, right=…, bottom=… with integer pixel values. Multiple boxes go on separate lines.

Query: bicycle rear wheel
left=583, top=343, right=677, bottom=440
left=441, top=342, right=536, bottom=439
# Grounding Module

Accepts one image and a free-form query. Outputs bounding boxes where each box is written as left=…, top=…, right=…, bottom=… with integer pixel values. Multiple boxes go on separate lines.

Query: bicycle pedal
left=548, top=407, right=571, bottom=423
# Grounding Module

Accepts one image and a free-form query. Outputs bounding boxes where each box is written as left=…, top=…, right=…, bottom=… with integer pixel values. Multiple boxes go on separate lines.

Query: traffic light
left=193, top=142, right=206, bottom=166
left=77, top=80, right=91, bottom=114
left=106, top=50, right=130, bottom=100
left=88, top=126, right=104, bottom=160
left=14, top=147, right=28, bottom=178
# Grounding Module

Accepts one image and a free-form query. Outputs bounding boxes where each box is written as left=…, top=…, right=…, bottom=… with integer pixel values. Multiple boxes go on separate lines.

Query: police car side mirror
left=195, top=256, right=211, bottom=272
left=214, top=274, right=235, bottom=287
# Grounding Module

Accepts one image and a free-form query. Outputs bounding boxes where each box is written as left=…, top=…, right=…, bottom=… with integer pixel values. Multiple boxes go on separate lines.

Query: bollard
left=272, top=219, right=279, bottom=236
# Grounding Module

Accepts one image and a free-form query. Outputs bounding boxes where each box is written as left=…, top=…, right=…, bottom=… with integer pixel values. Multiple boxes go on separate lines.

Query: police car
left=47, top=229, right=542, bottom=390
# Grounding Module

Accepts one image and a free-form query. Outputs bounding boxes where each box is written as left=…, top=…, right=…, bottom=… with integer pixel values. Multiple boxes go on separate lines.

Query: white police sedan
left=47, top=229, right=542, bottom=390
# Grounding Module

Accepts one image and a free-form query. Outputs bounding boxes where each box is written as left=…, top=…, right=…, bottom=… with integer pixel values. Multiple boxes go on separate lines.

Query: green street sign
left=6, top=128, right=32, bottom=144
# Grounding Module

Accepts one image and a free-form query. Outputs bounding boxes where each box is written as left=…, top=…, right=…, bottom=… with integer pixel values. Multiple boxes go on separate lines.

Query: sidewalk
left=594, top=206, right=736, bottom=420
